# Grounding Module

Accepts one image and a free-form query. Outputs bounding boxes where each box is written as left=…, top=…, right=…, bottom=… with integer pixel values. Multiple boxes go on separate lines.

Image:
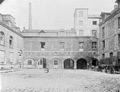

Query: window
left=79, top=20, right=83, bottom=26
left=79, top=30, right=84, bottom=36
left=92, top=21, right=97, bottom=25
left=117, top=52, right=120, bottom=64
left=54, top=60, right=58, bottom=65
left=40, top=59, right=43, bottom=65
left=40, top=42, right=45, bottom=49
left=0, top=50, right=5, bottom=64
left=79, top=11, right=83, bottom=17
left=102, top=27, right=105, bottom=38
left=92, top=42, right=97, bottom=49
left=118, top=34, right=120, bottom=48
left=102, top=40, right=105, bottom=49
left=118, top=17, right=120, bottom=28
left=92, top=30, right=97, bottom=37
left=9, top=36, right=13, bottom=48
left=28, top=60, right=32, bottom=65
left=110, top=52, right=113, bottom=58
left=102, top=54, right=105, bottom=59
left=110, top=52, right=113, bottom=64
left=79, top=42, right=84, bottom=49
left=60, top=42, right=65, bottom=50
left=0, top=31, right=5, bottom=45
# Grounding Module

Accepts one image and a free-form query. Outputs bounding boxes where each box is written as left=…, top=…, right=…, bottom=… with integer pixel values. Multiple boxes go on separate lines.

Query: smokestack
left=29, top=2, right=32, bottom=31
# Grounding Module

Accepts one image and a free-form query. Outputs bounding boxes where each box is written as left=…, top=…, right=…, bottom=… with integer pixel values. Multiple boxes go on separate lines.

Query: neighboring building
left=74, top=8, right=100, bottom=37
left=0, top=13, right=23, bottom=69
left=99, top=0, right=120, bottom=65
left=21, top=29, right=98, bottom=69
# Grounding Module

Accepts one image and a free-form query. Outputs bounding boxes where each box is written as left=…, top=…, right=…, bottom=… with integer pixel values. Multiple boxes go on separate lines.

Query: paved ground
left=0, top=69, right=120, bottom=92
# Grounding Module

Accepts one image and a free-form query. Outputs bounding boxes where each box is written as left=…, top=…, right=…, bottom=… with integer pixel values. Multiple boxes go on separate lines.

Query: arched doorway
left=92, top=58, right=98, bottom=66
left=40, top=58, right=47, bottom=68
left=64, top=58, right=74, bottom=69
left=77, top=58, right=87, bottom=69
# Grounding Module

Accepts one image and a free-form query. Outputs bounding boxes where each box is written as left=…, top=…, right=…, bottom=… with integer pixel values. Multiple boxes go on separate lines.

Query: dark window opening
left=118, top=34, right=120, bottom=48
left=41, top=42, right=45, bottom=49
left=102, top=54, right=105, bottom=59
left=92, top=42, right=97, bottom=49
left=40, top=59, right=43, bottom=65
left=92, top=21, right=97, bottom=25
left=54, top=60, right=58, bottom=65
left=79, top=42, right=84, bottom=49
left=110, top=52, right=113, bottom=58
left=117, top=52, right=120, bottom=64
left=92, top=30, right=97, bottom=37
left=28, top=60, right=32, bottom=65
left=118, top=17, right=120, bottom=28
left=9, top=36, right=13, bottom=48
left=102, top=40, right=105, bottom=50
left=102, top=27, right=105, bottom=38
left=0, top=31, right=5, bottom=45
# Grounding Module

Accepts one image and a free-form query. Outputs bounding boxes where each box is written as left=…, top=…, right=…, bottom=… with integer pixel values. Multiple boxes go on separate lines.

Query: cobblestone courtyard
left=0, top=69, right=120, bottom=92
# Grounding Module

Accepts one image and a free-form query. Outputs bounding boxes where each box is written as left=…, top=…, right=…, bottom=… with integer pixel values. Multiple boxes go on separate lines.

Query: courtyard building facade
left=99, top=0, right=120, bottom=66
left=21, top=29, right=98, bottom=69
left=0, top=7, right=100, bottom=69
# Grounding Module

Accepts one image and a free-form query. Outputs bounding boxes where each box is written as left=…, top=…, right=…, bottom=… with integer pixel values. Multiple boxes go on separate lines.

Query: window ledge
left=79, top=49, right=84, bottom=52
left=41, top=49, right=45, bottom=51
left=0, top=44, right=5, bottom=46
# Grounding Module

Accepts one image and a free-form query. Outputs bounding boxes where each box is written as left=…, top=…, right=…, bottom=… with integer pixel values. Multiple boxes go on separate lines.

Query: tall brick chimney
left=29, top=2, right=32, bottom=31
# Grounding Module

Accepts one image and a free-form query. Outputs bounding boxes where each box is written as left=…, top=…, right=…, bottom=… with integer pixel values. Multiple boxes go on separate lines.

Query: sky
left=0, top=0, right=116, bottom=30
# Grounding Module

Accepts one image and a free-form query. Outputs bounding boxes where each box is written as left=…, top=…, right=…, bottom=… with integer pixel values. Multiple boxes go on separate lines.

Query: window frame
left=0, top=31, right=5, bottom=46
left=79, top=11, right=83, bottom=17
left=79, top=42, right=84, bottom=50
left=92, top=30, right=97, bottom=37
left=92, top=42, right=97, bottom=49
left=118, top=17, right=120, bottom=28
left=9, top=36, right=14, bottom=48
left=92, top=21, right=97, bottom=25
left=28, top=60, right=32, bottom=65
left=54, top=60, right=58, bottom=65
left=79, top=30, right=84, bottom=36
left=40, top=42, right=45, bottom=49
left=60, top=42, right=65, bottom=50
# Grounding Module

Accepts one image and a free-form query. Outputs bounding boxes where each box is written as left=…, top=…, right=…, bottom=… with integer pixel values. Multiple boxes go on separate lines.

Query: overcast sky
left=0, top=0, right=116, bottom=30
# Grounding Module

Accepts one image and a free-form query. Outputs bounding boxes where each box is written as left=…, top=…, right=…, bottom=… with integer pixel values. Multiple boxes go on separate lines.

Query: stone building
left=21, top=29, right=98, bottom=69
left=99, top=0, right=120, bottom=65
left=74, top=8, right=100, bottom=37
left=0, top=6, right=99, bottom=69
left=0, top=13, right=23, bottom=69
